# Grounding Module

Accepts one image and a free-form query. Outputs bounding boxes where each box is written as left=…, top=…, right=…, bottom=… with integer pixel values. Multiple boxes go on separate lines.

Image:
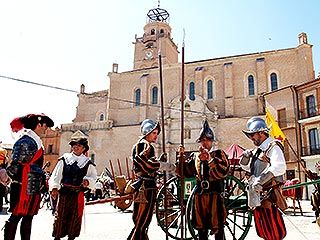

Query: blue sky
left=0, top=0, right=319, bottom=144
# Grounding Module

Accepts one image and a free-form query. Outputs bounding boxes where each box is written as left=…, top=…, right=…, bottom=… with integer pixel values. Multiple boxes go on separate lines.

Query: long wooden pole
left=117, top=158, right=122, bottom=176
left=109, top=160, right=117, bottom=193
left=126, top=157, right=131, bottom=180
left=179, top=34, right=186, bottom=240
left=158, top=43, right=169, bottom=240
left=285, top=139, right=309, bottom=175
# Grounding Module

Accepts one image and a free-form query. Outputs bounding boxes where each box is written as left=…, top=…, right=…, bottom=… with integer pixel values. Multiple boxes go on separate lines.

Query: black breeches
left=6, top=215, right=33, bottom=240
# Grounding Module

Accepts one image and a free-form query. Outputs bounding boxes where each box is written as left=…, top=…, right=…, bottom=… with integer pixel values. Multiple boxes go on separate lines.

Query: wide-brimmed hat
left=69, top=130, right=89, bottom=153
left=196, top=119, right=215, bottom=142
left=242, top=117, right=270, bottom=138
left=140, top=119, right=161, bottom=138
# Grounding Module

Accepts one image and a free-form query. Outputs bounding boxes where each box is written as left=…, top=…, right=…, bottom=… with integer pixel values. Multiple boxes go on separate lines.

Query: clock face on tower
left=145, top=50, right=153, bottom=60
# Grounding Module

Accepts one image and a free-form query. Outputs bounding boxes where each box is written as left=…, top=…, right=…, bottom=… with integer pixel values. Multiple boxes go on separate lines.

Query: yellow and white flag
left=265, top=108, right=286, bottom=144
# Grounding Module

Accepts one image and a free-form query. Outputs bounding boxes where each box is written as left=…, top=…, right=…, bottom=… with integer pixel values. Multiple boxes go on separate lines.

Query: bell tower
left=133, top=4, right=179, bottom=69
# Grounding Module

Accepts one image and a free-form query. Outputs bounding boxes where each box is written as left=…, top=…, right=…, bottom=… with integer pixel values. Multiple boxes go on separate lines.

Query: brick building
left=41, top=127, right=61, bottom=173
left=60, top=7, right=315, bottom=176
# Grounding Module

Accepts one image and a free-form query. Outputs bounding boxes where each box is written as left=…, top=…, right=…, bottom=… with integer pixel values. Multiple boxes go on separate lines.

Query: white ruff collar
left=20, top=129, right=43, bottom=150
left=63, top=152, right=89, bottom=168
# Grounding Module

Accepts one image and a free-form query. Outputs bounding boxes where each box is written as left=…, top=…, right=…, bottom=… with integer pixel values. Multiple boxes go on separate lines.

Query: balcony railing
left=299, top=106, right=320, bottom=120
left=301, top=144, right=320, bottom=156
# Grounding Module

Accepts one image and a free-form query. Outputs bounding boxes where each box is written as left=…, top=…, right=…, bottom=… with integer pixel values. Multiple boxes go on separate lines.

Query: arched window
left=160, top=29, right=164, bottom=34
left=135, top=89, right=141, bottom=106
left=248, top=75, right=255, bottom=96
left=184, top=126, right=191, bottom=139
left=151, top=86, right=158, bottom=104
left=270, top=73, right=278, bottom=91
left=99, top=113, right=104, bottom=121
left=207, top=80, right=213, bottom=100
left=151, top=29, right=155, bottom=35
left=307, top=95, right=317, bottom=117
left=189, top=82, right=195, bottom=101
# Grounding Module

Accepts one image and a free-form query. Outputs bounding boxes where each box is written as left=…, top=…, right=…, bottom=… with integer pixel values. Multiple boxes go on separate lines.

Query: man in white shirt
left=49, top=132, right=97, bottom=240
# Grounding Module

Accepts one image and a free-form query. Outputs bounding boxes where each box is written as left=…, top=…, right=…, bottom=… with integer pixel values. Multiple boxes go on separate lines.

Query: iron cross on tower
left=147, top=0, right=169, bottom=23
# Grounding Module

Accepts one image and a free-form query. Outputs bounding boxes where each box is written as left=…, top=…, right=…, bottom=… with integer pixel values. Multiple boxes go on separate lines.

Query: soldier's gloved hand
left=252, top=176, right=263, bottom=192
left=242, top=149, right=253, bottom=158
left=158, top=153, right=167, bottom=162
left=252, top=183, right=263, bottom=192
left=159, top=162, right=176, bottom=173
left=240, top=149, right=253, bottom=166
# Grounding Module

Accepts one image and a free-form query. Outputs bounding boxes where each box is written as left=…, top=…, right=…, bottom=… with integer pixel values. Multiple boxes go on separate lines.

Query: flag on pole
left=265, top=108, right=286, bottom=144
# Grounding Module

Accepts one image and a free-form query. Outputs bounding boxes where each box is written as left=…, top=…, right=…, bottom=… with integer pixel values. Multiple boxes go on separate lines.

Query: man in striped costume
left=177, top=119, right=229, bottom=240
left=127, top=119, right=175, bottom=240
left=5, top=114, right=54, bottom=240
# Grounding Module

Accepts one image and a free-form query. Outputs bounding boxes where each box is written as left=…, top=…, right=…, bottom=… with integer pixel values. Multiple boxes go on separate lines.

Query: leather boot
left=4, top=221, right=18, bottom=240
left=198, top=229, right=208, bottom=240
left=214, top=228, right=225, bottom=240
left=20, top=217, right=32, bottom=240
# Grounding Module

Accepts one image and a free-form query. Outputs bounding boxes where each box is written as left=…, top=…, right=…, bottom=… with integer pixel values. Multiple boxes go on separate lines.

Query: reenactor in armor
left=49, top=131, right=97, bottom=240
left=5, top=113, right=54, bottom=240
left=127, top=119, right=175, bottom=240
left=176, top=120, right=229, bottom=240
left=240, top=117, right=287, bottom=240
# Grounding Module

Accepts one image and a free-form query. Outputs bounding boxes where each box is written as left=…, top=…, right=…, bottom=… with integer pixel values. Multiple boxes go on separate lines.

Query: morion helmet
left=242, top=117, right=269, bottom=138
left=140, top=119, right=161, bottom=138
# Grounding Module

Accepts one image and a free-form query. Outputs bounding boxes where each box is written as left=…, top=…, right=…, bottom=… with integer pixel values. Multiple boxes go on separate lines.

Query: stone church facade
left=60, top=7, right=315, bottom=175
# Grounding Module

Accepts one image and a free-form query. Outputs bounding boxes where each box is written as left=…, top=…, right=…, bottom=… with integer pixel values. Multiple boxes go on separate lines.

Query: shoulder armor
left=266, top=140, right=284, bottom=154
left=12, top=135, right=38, bottom=163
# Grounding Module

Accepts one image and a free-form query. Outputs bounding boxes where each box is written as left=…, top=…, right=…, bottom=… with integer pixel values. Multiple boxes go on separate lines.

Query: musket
left=178, top=31, right=186, bottom=239
left=158, top=41, right=169, bottom=240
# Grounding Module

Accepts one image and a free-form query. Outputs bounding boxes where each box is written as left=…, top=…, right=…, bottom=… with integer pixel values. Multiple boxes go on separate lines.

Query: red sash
left=13, top=148, right=43, bottom=216
left=61, top=183, right=85, bottom=217
left=78, top=191, right=85, bottom=217
left=253, top=205, right=286, bottom=240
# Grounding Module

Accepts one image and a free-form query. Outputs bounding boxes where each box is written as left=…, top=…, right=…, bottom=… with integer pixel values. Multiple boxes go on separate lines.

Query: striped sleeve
left=208, top=149, right=229, bottom=180
left=132, top=141, right=160, bottom=175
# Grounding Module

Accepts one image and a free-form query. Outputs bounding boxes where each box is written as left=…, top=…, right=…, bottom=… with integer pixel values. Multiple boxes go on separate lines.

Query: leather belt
left=196, top=180, right=223, bottom=194
left=200, top=180, right=210, bottom=190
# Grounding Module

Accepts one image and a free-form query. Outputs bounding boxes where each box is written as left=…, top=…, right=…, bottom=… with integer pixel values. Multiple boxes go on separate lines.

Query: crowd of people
left=1, top=113, right=320, bottom=240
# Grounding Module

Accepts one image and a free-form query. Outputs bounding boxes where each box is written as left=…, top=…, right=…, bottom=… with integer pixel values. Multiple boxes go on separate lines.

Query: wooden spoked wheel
left=155, top=176, right=194, bottom=240
left=186, top=175, right=252, bottom=240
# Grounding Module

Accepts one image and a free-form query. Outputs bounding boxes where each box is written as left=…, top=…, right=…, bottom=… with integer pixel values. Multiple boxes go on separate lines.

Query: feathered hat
left=10, top=113, right=54, bottom=132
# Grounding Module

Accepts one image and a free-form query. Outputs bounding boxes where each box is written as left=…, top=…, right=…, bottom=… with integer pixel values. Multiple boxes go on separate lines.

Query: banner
left=265, top=108, right=286, bottom=144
